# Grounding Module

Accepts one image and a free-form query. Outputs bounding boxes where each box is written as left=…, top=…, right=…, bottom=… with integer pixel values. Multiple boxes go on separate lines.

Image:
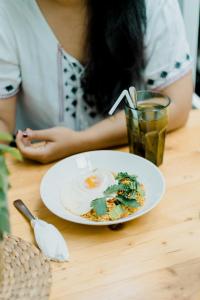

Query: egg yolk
left=84, top=175, right=101, bottom=189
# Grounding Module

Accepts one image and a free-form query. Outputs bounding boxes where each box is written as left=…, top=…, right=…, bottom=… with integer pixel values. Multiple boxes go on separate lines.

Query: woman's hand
left=16, top=111, right=127, bottom=164
left=16, top=127, right=82, bottom=163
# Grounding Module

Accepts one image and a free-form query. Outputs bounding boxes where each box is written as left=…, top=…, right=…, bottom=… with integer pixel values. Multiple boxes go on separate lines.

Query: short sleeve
left=0, top=8, right=21, bottom=98
left=144, top=0, right=192, bottom=90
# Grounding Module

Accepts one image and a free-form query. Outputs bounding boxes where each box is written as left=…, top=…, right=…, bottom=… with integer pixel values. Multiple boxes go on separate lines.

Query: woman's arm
left=0, top=96, right=16, bottom=134
left=15, top=111, right=127, bottom=163
left=78, top=71, right=193, bottom=152
left=80, top=110, right=127, bottom=149
left=160, top=71, right=193, bottom=132
left=16, top=71, right=193, bottom=163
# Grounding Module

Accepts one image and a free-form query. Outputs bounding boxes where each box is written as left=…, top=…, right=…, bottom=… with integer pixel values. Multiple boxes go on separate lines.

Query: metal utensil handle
left=13, top=199, right=36, bottom=221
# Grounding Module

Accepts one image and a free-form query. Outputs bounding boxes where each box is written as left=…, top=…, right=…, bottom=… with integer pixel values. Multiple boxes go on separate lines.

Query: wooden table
left=7, top=109, right=200, bottom=300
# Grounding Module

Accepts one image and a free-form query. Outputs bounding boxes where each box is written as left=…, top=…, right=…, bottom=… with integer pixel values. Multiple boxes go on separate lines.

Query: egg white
left=61, top=169, right=115, bottom=215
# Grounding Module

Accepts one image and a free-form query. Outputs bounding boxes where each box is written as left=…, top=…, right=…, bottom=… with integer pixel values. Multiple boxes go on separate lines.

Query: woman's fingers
left=24, top=128, right=54, bottom=142
left=15, top=126, right=76, bottom=163
left=21, top=130, right=31, bottom=146
left=16, top=130, right=52, bottom=163
left=16, top=130, right=30, bottom=146
left=17, top=142, right=50, bottom=163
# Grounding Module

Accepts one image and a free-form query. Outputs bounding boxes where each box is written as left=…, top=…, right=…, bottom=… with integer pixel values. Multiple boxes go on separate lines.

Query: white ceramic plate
left=40, top=150, right=165, bottom=226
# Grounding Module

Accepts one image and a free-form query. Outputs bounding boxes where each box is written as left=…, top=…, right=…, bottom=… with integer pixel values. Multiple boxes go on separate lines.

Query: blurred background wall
left=178, top=0, right=200, bottom=106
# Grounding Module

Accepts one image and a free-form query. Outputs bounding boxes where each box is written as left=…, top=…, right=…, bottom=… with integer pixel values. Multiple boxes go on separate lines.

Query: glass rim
left=124, top=90, right=171, bottom=112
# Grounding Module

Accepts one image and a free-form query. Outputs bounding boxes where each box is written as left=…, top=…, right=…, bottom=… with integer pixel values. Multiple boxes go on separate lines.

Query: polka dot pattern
left=61, top=50, right=99, bottom=129
left=160, top=71, right=168, bottom=78
left=147, top=79, right=154, bottom=85
left=146, top=53, right=191, bottom=89
left=5, top=85, right=14, bottom=92
left=175, top=62, right=181, bottom=68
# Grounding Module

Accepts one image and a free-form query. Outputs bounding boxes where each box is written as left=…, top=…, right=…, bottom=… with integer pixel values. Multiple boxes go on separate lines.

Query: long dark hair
left=84, top=0, right=147, bottom=114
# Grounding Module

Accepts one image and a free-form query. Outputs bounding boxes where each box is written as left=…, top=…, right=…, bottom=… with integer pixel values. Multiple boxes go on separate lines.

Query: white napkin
left=31, top=219, right=69, bottom=262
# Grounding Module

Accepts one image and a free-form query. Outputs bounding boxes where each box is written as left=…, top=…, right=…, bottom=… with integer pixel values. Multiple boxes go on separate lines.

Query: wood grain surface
left=7, top=109, right=200, bottom=300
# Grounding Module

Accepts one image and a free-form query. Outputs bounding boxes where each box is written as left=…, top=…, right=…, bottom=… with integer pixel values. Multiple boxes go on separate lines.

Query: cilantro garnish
left=89, top=172, right=145, bottom=218
left=109, top=204, right=124, bottom=220
left=91, top=197, right=107, bottom=216
left=115, top=172, right=137, bottom=182
left=116, top=195, right=140, bottom=208
left=104, top=183, right=130, bottom=196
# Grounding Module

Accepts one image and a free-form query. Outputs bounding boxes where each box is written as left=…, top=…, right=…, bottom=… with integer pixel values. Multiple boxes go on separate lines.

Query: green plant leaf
left=0, top=188, right=10, bottom=240
left=0, top=132, right=12, bottom=142
left=0, top=174, right=8, bottom=192
left=0, top=190, right=7, bottom=209
left=109, top=204, right=124, bottom=220
left=0, top=144, right=22, bottom=161
left=0, top=156, right=9, bottom=176
left=0, top=213, right=10, bottom=236
left=91, top=197, right=107, bottom=216
left=0, top=134, right=14, bottom=240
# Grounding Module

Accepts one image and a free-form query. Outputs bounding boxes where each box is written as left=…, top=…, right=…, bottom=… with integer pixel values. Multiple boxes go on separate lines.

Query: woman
left=0, top=0, right=193, bottom=163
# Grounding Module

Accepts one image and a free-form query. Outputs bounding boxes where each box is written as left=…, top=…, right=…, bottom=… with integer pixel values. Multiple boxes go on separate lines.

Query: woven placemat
left=0, top=235, right=52, bottom=300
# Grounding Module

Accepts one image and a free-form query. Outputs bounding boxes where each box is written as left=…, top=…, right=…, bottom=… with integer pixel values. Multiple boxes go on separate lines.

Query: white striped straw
left=129, top=86, right=138, bottom=109
left=108, top=89, right=135, bottom=115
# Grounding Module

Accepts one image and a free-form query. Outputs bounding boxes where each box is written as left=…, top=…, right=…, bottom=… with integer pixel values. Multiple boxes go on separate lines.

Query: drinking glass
left=124, top=91, right=171, bottom=166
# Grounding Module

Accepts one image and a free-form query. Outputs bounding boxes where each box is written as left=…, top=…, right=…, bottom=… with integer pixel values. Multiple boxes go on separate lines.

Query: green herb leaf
left=116, top=195, right=141, bottom=208
left=91, top=197, right=107, bottom=216
left=115, top=172, right=141, bottom=193
left=89, top=171, right=144, bottom=221
left=104, top=184, right=131, bottom=196
left=126, top=190, right=137, bottom=199
left=0, top=132, right=13, bottom=142
left=104, top=184, right=119, bottom=195
left=128, top=181, right=138, bottom=191
left=115, top=172, right=137, bottom=183
left=109, top=204, right=124, bottom=220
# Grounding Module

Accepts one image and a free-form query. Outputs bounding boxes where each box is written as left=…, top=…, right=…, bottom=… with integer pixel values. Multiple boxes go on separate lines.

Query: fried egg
left=61, top=169, right=115, bottom=215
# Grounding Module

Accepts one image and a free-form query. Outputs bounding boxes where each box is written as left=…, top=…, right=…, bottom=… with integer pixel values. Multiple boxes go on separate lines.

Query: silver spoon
left=13, top=199, right=69, bottom=261
left=14, top=199, right=36, bottom=221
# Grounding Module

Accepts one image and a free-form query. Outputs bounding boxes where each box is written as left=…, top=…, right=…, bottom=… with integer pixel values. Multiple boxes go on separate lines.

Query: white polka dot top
left=0, top=0, right=192, bottom=131
left=60, top=49, right=101, bottom=130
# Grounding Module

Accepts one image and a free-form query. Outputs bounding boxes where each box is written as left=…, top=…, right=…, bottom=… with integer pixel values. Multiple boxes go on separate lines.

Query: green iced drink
left=125, top=92, right=170, bottom=166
